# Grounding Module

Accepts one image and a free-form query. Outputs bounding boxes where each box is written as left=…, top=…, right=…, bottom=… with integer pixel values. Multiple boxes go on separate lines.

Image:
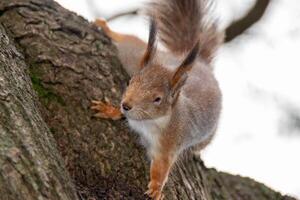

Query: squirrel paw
left=145, top=181, right=164, bottom=200
left=94, top=18, right=107, bottom=29
left=90, top=100, right=122, bottom=120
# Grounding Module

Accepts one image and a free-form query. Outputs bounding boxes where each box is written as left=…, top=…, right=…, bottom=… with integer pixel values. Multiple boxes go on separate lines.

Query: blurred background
left=54, top=0, right=300, bottom=198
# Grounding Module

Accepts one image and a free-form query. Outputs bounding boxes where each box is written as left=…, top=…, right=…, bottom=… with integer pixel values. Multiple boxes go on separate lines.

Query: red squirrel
left=91, top=0, right=223, bottom=199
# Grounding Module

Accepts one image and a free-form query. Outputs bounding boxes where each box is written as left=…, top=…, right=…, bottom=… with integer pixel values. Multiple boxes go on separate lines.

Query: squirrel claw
left=145, top=181, right=163, bottom=200
left=90, top=100, right=122, bottom=120
left=145, top=189, right=162, bottom=200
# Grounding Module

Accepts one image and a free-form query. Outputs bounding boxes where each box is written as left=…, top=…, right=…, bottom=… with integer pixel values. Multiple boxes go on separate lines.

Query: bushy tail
left=146, top=0, right=223, bottom=63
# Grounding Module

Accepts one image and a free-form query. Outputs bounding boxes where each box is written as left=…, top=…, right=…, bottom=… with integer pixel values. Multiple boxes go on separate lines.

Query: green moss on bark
left=29, top=68, right=65, bottom=106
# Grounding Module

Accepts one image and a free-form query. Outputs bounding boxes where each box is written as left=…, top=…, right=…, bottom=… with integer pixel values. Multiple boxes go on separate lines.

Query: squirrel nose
left=122, top=102, right=132, bottom=111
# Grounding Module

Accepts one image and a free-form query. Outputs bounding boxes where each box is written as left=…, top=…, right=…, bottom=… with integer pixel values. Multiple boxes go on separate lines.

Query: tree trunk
left=0, top=0, right=295, bottom=199
left=0, top=24, right=77, bottom=200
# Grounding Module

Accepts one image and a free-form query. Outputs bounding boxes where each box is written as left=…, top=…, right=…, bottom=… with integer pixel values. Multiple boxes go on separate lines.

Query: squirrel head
left=121, top=64, right=172, bottom=120
left=121, top=18, right=200, bottom=120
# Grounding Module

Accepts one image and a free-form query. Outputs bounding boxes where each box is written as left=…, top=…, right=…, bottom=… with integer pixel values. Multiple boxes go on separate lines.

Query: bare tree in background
left=87, top=0, right=271, bottom=42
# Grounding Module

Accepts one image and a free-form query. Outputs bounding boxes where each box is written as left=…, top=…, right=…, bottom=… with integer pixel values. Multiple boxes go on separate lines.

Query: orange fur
left=94, top=19, right=125, bottom=42
left=91, top=100, right=122, bottom=120
left=146, top=152, right=173, bottom=200
left=94, top=18, right=146, bottom=46
left=94, top=18, right=148, bottom=76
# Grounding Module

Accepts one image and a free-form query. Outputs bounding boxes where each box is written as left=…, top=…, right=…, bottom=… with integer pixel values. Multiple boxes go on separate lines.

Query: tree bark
left=0, top=0, right=295, bottom=199
left=0, top=24, right=77, bottom=200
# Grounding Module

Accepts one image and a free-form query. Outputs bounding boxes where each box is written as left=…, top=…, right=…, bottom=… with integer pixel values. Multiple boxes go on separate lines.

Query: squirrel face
left=121, top=18, right=201, bottom=121
left=121, top=42, right=201, bottom=121
left=121, top=64, right=173, bottom=121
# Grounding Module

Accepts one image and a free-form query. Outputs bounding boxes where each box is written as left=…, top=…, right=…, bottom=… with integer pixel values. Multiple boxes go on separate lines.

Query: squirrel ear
left=170, top=40, right=200, bottom=89
left=169, top=41, right=199, bottom=102
left=140, top=18, right=157, bottom=68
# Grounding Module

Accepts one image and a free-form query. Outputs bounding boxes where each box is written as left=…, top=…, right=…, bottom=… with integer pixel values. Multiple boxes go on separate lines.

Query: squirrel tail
left=146, top=0, right=223, bottom=63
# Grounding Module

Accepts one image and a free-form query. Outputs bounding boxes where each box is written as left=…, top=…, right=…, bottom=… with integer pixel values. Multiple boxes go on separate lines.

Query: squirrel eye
left=153, top=97, right=162, bottom=104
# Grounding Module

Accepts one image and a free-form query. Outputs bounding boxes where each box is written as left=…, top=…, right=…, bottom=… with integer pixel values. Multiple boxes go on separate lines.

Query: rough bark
left=0, top=24, right=77, bottom=200
left=0, top=0, right=295, bottom=199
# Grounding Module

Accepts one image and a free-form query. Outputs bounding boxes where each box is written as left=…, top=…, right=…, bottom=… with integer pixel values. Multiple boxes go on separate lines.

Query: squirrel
left=91, top=0, right=223, bottom=199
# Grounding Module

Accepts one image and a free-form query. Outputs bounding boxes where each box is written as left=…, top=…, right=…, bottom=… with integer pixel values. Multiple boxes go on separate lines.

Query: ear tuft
left=171, top=40, right=200, bottom=88
left=179, top=40, right=200, bottom=68
left=140, top=18, right=157, bottom=68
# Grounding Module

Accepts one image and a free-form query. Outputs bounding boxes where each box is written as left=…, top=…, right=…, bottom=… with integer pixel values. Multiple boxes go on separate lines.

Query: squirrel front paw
left=145, top=181, right=164, bottom=200
left=94, top=18, right=107, bottom=29
left=90, top=100, right=122, bottom=120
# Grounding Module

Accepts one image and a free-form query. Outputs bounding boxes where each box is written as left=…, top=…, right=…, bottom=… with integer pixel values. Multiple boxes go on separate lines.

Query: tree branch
left=225, top=0, right=271, bottom=42
left=107, top=9, right=139, bottom=21
left=103, top=0, right=271, bottom=43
